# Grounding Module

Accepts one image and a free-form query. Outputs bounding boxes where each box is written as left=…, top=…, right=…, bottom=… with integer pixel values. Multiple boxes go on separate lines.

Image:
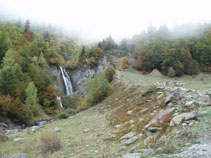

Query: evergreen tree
left=0, top=50, right=21, bottom=97
left=25, top=82, right=38, bottom=114
left=0, top=31, right=8, bottom=63
left=24, top=19, right=30, bottom=33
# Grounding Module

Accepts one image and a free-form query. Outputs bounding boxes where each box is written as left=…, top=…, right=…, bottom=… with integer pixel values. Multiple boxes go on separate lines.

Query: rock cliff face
left=71, top=56, right=111, bottom=97
left=50, top=56, right=111, bottom=97
left=49, top=65, right=65, bottom=94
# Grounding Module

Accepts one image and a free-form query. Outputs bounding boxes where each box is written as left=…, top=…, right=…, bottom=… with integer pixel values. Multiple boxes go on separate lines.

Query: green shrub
left=167, top=67, right=176, bottom=77
left=105, top=67, right=116, bottom=82
left=87, top=72, right=112, bottom=105
left=46, top=51, right=65, bottom=66
left=77, top=98, right=91, bottom=112
left=66, top=108, right=77, bottom=115
left=61, top=95, right=79, bottom=109
left=56, top=111, right=69, bottom=119
left=77, top=72, right=112, bottom=111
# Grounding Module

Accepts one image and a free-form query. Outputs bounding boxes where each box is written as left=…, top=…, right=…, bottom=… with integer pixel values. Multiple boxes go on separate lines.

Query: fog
left=0, top=0, right=210, bottom=42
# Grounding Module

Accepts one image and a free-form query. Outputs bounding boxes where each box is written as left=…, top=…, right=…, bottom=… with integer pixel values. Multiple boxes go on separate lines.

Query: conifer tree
left=0, top=50, right=20, bottom=97
left=25, top=82, right=38, bottom=114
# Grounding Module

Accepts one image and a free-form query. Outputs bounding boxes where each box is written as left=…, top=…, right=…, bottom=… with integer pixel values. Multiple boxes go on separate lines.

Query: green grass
left=119, top=69, right=211, bottom=92
left=0, top=108, right=120, bottom=158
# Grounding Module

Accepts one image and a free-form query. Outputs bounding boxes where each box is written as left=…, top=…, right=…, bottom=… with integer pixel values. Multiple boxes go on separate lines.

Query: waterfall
left=57, top=96, right=63, bottom=108
left=59, top=66, right=73, bottom=95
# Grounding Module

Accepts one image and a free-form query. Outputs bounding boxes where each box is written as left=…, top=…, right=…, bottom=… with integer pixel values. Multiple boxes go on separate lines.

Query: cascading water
left=57, top=96, right=63, bottom=108
left=59, top=66, right=73, bottom=95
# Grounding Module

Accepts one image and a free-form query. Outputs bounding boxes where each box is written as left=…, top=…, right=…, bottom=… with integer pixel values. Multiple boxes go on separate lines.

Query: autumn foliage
left=120, top=57, right=129, bottom=69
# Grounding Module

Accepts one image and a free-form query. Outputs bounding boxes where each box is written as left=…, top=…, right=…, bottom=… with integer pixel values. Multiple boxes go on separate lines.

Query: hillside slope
left=0, top=70, right=211, bottom=158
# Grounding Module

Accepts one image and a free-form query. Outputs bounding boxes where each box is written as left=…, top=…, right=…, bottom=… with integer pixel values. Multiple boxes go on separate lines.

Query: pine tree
left=0, top=31, right=8, bottom=63
left=25, top=82, right=38, bottom=114
left=24, top=19, right=30, bottom=33
left=0, top=50, right=20, bottom=97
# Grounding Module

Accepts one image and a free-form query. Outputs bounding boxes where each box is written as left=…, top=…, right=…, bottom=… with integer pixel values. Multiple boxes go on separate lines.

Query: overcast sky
left=0, top=0, right=210, bottom=42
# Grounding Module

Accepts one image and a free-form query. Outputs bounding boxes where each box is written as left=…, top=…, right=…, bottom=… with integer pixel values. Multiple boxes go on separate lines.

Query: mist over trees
left=98, top=23, right=211, bottom=76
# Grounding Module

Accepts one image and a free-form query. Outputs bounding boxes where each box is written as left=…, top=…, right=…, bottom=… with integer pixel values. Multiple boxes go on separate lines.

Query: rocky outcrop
left=71, top=56, right=111, bottom=97
left=170, top=111, right=207, bottom=126
left=49, top=65, right=65, bottom=93
left=49, top=56, right=111, bottom=97
left=143, top=108, right=175, bottom=131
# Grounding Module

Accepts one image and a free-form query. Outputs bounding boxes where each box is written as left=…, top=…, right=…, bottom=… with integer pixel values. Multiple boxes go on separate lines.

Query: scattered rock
left=171, top=143, right=211, bottom=158
left=13, top=138, right=24, bottom=143
left=115, top=125, right=122, bottom=129
left=127, top=111, right=133, bottom=115
left=97, top=132, right=104, bottom=137
left=129, top=120, right=134, bottom=124
left=177, top=87, right=189, bottom=93
left=37, top=120, right=47, bottom=126
left=189, top=122, right=194, bottom=126
left=122, top=153, right=142, bottom=158
left=157, top=86, right=165, bottom=89
left=185, top=100, right=197, bottom=107
left=120, top=132, right=136, bottom=140
left=142, top=148, right=153, bottom=157
left=144, top=136, right=154, bottom=145
left=30, top=126, right=40, bottom=134
left=146, top=132, right=152, bottom=137
left=54, top=127, right=62, bottom=132
left=138, top=118, right=144, bottom=122
left=5, top=153, right=28, bottom=158
left=165, top=89, right=181, bottom=104
left=120, top=145, right=127, bottom=151
left=170, top=111, right=207, bottom=126
left=140, top=108, right=148, bottom=113
left=157, top=94, right=163, bottom=99
left=165, top=93, right=172, bottom=104
left=148, top=127, right=162, bottom=132
left=143, top=108, right=175, bottom=131
left=83, top=128, right=90, bottom=133
left=0, top=123, right=8, bottom=129
left=182, top=123, right=187, bottom=126
left=122, top=136, right=138, bottom=146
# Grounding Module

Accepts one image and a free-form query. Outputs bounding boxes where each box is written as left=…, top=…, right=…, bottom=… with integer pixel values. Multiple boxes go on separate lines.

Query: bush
left=55, top=111, right=69, bottom=119
left=56, top=108, right=77, bottom=119
left=167, top=67, right=176, bottom=77
left=46, top=51, right=65, bottom=66
left=40, top=134, right=62, bottom=154
left=0, top=94, right=34, bottom=125
left=77, top=98, right=91, bottom=112
left=66, top=60, right=78, bottom=70
left=61, top=95, right=79, bottom=109
left=66, top=108, right=77, bottom=115
left=87, top=72, right=112, bottom=105
left=120, top=57, right=129, bottom=69
left=105, top=67, right=116, bottom=82
left=77, top=72, right=112, bottom=111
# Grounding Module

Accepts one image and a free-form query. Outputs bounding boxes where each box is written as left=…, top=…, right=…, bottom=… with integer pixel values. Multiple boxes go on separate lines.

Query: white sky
left=0, top=0, right=210, bottom=42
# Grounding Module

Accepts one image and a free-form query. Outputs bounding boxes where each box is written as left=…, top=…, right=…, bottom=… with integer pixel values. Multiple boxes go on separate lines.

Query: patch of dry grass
left=40, top=134, right=62, bottom=155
